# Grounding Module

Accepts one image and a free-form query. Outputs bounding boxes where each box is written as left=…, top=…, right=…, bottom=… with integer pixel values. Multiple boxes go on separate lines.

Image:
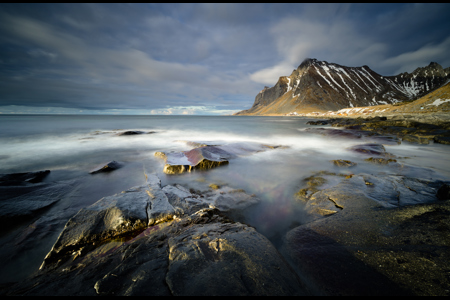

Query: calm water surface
left=0, top=114, right=449, bottom=284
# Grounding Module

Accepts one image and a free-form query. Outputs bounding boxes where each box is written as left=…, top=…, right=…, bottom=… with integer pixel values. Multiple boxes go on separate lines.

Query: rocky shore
left=2, top=127, right=450, bottom=296
left=306, top=113, right=450, bottom=145
left=4, top=171, right=306, bottom=296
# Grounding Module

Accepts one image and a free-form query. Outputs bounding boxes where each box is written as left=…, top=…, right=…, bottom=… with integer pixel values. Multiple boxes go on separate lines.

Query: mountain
left=236, top=59, right=450, bottom=115
left=331, top=78, right=450, bottom=117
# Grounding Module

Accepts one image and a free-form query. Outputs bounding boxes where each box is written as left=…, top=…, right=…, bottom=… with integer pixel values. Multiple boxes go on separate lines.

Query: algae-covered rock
left=281, top=198, right=450, bottom=296
left=332, top=159, right=357, bottom=167
left=364, top=157, right=397, bottom=165
left=306, top=120, right=329, bottom=125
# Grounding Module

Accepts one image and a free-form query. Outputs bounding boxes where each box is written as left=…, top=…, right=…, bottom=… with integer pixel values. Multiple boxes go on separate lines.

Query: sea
left=1, top=114, right=450, bottom=285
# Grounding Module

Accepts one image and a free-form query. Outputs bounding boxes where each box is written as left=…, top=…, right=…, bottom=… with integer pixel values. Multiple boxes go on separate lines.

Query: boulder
left=437, top=183, right=450, bottom=200
left=332, top=160, right=357, bottom=167
left=155, top=142, right=286, bottom=175
left=364, top=157, right=397, bottom=165
left=89, top=161, right=121, bottom=174
left=347, top=143, right=386, bottom=156
left=117, top=131, right=156, bottom=136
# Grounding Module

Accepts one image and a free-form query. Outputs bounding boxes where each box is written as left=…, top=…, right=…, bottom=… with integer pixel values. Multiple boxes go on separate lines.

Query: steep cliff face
left=236, top=59, right=450, bottom=115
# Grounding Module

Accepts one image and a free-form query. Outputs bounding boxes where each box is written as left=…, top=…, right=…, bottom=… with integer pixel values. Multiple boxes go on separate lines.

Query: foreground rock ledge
left=288, top=168, right=450, bottom=296
left=7, top=172, right=305, bottom=296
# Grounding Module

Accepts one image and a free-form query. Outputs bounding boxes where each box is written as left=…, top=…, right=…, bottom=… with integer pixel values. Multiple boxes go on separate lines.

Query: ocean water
left=1, top=114, right=450, bottom=285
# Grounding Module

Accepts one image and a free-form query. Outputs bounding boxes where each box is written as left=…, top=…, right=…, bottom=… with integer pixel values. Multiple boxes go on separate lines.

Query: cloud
left=1, top=4, right=449, bottom=114
left=380, top=37, right=450, bottom=74
left=248, top=15, right=388, bottom=84
left=0, top=11, right=260, bottom=111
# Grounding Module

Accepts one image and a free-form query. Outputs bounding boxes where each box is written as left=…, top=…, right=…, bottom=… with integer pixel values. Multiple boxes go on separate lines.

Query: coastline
left=1, top=114, right=450, bottom=296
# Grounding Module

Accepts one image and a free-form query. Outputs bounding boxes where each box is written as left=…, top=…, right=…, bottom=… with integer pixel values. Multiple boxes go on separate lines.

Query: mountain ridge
left=236, top=59, right=450, bottom=115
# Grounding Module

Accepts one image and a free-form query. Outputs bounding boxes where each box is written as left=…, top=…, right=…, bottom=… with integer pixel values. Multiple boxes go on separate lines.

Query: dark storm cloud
left=0, top=4, right=449, bottom=114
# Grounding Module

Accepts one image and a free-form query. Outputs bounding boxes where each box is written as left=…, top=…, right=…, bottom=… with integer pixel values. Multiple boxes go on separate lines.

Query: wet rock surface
left=4, top=123, right=450, bottom=296
left=293, top=114, right=450, bottom=295
left=5, top=172, right=306, bottom=296
left=0, top=170, right=50, bottom=186
left=332, top=159, right=357, bottom=167
left=117, top=130, right=155, bottom=136
left=282, top=190, right=450, bottom=296
left=0, top=170, right=79, bottom=232
left=288, top=158, right=450, bottom=296
left=155, top=141, right=287, bottom=174
left=89, top=161, right=122, bottom=174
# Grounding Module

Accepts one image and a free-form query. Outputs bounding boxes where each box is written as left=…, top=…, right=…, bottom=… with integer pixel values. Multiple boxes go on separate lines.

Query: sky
left=1, top=3, right=450, bottom=115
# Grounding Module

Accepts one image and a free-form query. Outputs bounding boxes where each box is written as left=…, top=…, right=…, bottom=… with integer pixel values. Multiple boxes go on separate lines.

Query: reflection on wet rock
left=295, top=170, right=450, bottom=222
left=0, top=170, right=79, bottom=232
left=155, top=141, right=288, bottom=174
left=282, top=193, right=450, bottom=296
left=8, top=172, right=302, bottom=296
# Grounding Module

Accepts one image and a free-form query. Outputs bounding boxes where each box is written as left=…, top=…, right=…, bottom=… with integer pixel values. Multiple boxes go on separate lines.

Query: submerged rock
left=306, top=120, right=329, bottom=125
left=0, top=170, right=50, bottom=186
left=347, top=143, right=386, bottom=156
left=0, top=177, right=79, bottom=231
left=437, top=183, right=450, bottom=200
left=304, top=127, right=363, bottom=139
left=332, top=159, right=357, bottom=167
left=364, top=157, right=398, bottom=165
left=89, top=161, right=121, bottom=174
left=155, top=141, right=287, bottom=174
left=117, top=130, right=156, bottom=136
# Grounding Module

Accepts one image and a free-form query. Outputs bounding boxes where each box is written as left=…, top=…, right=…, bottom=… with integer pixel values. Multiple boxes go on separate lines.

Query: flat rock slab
left=295, top=171, right=449, bottom=221
left=156, top=141, right=286, bottom=174
left=281, top=197, right=450, bottom=296
left=163, top=184, right=260, bottom=214
left=0, top=178, right=79, bottom=229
